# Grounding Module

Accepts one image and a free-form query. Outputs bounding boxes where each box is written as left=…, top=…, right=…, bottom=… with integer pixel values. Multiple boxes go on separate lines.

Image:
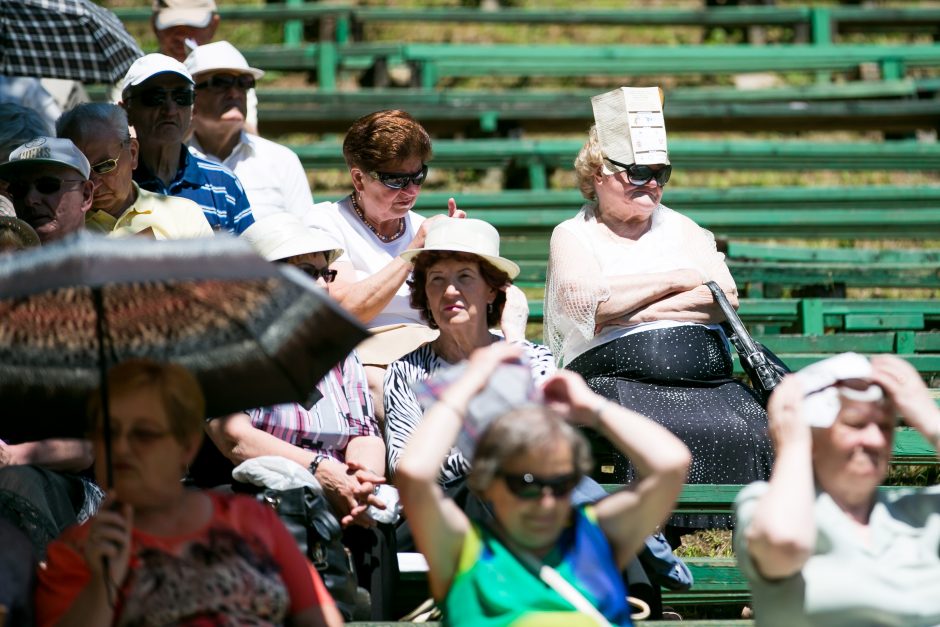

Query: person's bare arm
left=542, top=371, right=691, bottom=567
left=397, top=343, right=523, bottom=600
left=870, top=355, right=940, bottom=463
left=743, top=377, right=816, bottom=580
left=206, top=414, right=384, bottom=527
left=329, top=202, right=465, bottom=323
left=0, top=438, right=93, bottom=472
left=604, top=283, right=737, bottom=327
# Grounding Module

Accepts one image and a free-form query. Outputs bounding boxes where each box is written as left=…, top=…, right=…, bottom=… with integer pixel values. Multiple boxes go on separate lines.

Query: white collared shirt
left=189, top=131, right=313, bottom=222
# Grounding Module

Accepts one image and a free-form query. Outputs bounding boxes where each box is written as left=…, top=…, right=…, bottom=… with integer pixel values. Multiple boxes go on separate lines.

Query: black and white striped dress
left=383, top=337, right=555, bottom=485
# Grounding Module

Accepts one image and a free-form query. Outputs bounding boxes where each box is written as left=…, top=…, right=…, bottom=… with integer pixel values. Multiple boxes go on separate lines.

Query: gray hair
left=0, top=103, right=52, bottom=162
left=573, top=125, right=605, bottom=202
left=468, top=404, right=593, bottom=495
left=56, top=103, right=131, bottom=145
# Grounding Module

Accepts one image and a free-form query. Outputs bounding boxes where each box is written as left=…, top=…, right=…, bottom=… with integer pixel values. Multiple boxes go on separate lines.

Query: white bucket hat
left=400, top=217, right=520, bottom=279
left=243, top=213, right=344, bottom=264
left=796, top=352, right=884, bottom=429
left=185, top=41, right=265, bottom=80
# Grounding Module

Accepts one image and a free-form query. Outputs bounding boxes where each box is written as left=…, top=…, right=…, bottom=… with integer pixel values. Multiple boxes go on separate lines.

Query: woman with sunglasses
left=545, top=101, right=772, bottom=539
left=321, top=110, right=466, bottom=419
left=397, top=342, right=691, bottom=625
left=206, top=213, right=386, bottom=533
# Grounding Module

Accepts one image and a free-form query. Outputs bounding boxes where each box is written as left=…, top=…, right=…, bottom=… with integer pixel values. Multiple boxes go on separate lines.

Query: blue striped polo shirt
left=133, top=146, right=255, bottom=235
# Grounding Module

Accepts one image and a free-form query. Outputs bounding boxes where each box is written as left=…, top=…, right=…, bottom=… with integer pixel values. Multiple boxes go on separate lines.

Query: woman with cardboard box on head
left=544, top=87, right=773, bottom=539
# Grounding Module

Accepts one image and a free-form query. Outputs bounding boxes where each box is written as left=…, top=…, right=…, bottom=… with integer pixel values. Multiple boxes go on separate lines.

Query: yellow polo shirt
left=85, top=184, right=214, bottom=240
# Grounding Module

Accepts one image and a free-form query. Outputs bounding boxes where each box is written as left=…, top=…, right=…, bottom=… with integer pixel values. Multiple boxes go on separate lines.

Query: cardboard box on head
left=591, top=86, right=669, bottom=167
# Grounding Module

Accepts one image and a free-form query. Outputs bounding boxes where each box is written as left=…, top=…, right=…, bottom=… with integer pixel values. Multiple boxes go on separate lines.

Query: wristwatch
left=309, top=453, right=327, bottom=476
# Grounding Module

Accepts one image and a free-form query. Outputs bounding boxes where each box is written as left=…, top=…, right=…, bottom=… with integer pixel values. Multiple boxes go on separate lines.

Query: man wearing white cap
left=186, top=41, right=314, bottom=222
left=121, top=53, right=256, bottom=235
left=0, top=136, right=94, bottom=243
left=151, top=0, right=219, bottom=63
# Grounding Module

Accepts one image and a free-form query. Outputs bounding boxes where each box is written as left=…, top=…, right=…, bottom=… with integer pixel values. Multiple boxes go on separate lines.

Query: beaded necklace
left=350, top=193, right=405, bottom=243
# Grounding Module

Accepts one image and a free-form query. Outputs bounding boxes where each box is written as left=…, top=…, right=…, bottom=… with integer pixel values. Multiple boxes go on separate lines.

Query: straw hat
left=243, top=213, right=344, bottom=264
left=400, top=217, right=519, bottom=279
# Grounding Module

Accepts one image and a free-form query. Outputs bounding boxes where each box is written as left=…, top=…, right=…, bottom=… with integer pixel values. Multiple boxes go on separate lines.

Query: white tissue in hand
left=796, top=353, right=882, bottom=428
left=368, top=484, right=402, bottom=524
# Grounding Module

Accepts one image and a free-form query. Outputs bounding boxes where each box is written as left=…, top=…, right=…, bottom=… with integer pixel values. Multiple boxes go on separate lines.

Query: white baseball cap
left=400, top=217, right=520, bottom=279
left=152, top=0, right=217, bottom=30
left=121, top=53, right=194, bottom=96
left=0, top=137, right=91, bottom=180
left=243, top=213, right=344, bottom=264
left=185, top=41, right=265, bottom=80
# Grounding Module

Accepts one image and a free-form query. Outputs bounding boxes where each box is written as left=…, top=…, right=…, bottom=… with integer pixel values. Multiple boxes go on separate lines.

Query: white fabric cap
left=232, top=456, right=322, bottom=492
left=399, top=217, right=520, bottom=279
left=121, top=53, right=194, bottom=95
left=0, top=136, right=90, bottom=179
left=152, top=0, right=217, bottom=30
left=242, top=213, right=344, bottom=264
left=796, top=352, right=884, bottom=428
left=185, top=41, right=265, bottom=80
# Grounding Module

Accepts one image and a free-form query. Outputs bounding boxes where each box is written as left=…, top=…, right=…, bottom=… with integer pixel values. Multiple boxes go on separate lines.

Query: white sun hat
left=399, top=217, right=520, bottom=279
left=185, top=41, right=265, bottom=80
left=242, top=213, right=344, bottom=264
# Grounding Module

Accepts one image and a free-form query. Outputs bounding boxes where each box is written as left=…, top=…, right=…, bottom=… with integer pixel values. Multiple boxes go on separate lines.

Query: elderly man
left=57, top=103, right=213, bottom=239
left=187, top=41, right=314, bottom=221
left=152, top=0, right=258, bottom=132
left=121, top=53, right=255, bottom=235
left=0, top=136, right=93, bottom=243
left=152, top=0, right=219, bottom=63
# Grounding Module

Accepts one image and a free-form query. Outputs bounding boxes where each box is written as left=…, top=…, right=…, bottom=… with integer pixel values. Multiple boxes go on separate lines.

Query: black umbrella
left=0, top=233, right=369, bottom=486
left=0, top=0, right=143, bottom=84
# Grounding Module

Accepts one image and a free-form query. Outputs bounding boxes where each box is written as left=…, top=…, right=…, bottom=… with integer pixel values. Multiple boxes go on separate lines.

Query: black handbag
left=705, top=281, right=790, bottom=406
left=256, top=486, right=359, bottom=620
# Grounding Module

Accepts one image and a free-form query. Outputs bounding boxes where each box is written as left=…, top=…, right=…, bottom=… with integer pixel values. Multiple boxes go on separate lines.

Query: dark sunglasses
left=604, top=158, right=672, bottom=187
left=128, top=88, right=195, bottom=108
left=195, top=74, right=256, bottom=91
left=295, top=263, right=338, bottom=283
left=499, top=471, right=581, bottom=500
left=90, top=144, right=128, bottom=176
left=368, top=164, right=428, bottom=190
left=7, top=176, right=84, bottom=199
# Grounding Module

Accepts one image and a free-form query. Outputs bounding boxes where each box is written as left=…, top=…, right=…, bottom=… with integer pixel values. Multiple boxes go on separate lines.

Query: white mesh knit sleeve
left=544, top=223, right=611, bottom=366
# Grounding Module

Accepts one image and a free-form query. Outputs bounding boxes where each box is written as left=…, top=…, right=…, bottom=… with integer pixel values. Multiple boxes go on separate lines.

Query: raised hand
left=83, top=494, right=134, bottom=587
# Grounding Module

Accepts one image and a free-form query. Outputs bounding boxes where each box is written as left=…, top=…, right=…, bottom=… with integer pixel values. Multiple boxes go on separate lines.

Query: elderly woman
left=384, top=217, right=552, bottom=485
left=36, top=359, right=342, bottom=627
left=321, top=110, right=466, bottom=417
left=545, top=96, right=772, bottom=532
left=734, top=353, right=940, bottom=626
left=207, top=213, right=385, bottom=529
left=397, top=343, right=691, bottom=625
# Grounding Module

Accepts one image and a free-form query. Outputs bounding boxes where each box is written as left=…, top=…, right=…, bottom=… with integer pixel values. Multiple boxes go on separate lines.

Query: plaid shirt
left=248, top=350, right=377, bottom=463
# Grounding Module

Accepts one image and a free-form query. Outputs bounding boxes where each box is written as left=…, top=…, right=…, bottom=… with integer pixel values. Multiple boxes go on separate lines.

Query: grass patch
left=676, top=529, right=735, bottom=559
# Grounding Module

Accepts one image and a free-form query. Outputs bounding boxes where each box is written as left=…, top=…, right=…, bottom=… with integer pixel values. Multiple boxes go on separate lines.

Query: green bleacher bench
left=301, top=138, right=940, bottom=191
left=249, top=84, right=940, bottom=135
left=111, top=3, right=940, bottom=49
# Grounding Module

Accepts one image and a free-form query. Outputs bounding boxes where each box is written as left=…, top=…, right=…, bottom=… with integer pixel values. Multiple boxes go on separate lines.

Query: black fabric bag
left=705, top=281, right=790, bottom=405
left=255, top=486, right=359, bottom=620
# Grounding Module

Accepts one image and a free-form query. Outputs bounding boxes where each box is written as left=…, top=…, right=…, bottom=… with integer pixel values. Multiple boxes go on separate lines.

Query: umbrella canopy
left=0, top=0, right=143, bottom=84
left=0, top=233, right=369, bottom=446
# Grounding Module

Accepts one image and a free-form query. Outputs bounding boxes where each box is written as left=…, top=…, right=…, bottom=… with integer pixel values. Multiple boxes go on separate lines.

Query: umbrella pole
left=92, top=287, right=114, bottom=489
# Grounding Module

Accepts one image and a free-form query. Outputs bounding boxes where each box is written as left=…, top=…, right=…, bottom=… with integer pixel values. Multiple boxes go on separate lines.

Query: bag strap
left=480, top=519, right=614, bottom=627
left=704, top=281, right=784, bottom=393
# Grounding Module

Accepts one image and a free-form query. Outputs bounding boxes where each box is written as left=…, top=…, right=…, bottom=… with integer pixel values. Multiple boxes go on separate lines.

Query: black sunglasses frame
left=295, top=263, right=338, bottom=284
left=604, top=158, right=672, bottom=187
left=368, top=164, right=429, bottom=190
left=128, top=88, right=196, bottom=108
left=195, top=74, right=256, bottom=91
left=7, top=176, right=84, bottom=200
left=499, top=471, right=581, bottom=500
